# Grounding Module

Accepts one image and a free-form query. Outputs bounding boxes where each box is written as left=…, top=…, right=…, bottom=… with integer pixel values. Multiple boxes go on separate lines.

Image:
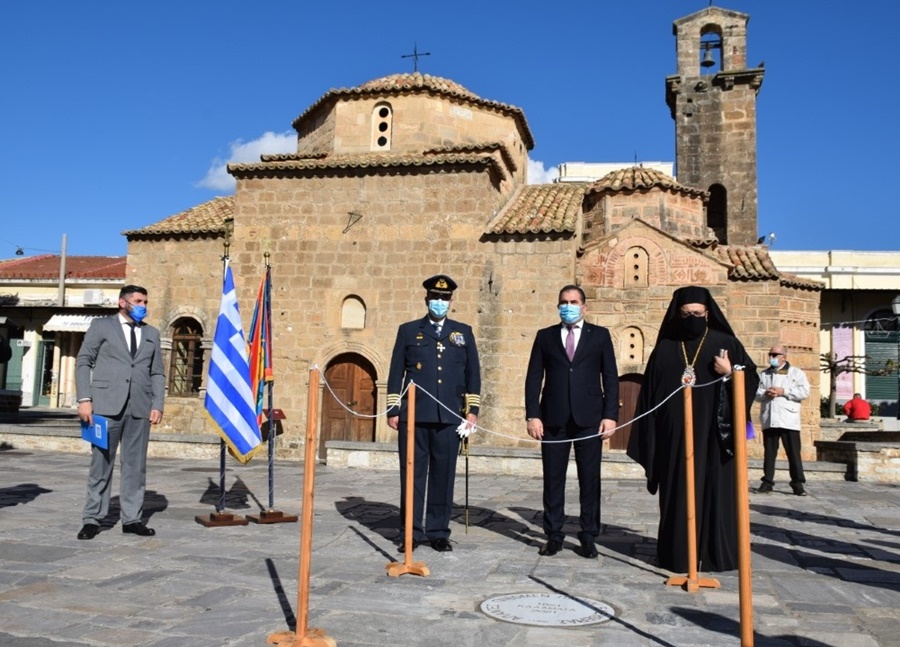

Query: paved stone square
left=1, top=448, right=898, bottom=646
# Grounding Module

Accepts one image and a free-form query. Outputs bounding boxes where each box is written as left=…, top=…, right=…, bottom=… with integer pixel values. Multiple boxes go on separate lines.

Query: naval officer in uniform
left=387, top=275, right=481, bottom=553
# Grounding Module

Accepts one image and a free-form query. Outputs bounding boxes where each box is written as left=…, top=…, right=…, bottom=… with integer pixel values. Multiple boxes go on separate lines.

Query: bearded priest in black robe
left=627, top=286, right=759, bottom=573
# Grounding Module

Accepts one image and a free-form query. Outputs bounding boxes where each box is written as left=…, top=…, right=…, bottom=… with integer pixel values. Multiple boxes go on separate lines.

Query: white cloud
left=196, top=131, right=297, bottom=191
left=526, top=158, right=559, bottom=185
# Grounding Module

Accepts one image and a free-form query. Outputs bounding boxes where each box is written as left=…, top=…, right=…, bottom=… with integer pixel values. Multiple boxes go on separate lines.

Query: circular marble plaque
left=480, top=592, right=615, bottom=627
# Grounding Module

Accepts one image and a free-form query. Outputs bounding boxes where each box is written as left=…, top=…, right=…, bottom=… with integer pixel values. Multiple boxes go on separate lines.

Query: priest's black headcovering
left=655, top=285, right=736, bottom=342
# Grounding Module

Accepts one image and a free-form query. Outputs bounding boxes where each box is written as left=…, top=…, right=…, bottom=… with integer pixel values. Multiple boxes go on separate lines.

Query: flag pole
left=249, top=254, right=296, bottom=524
left=196, top=221, right=249, bottom=527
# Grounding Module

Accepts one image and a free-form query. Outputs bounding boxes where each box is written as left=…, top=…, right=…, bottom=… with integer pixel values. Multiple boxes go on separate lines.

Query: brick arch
left=580, top=234, right=669, bottom=289
left=315, top=341, right=387, bottom=379
left=160, top=305, right=211, bottom=343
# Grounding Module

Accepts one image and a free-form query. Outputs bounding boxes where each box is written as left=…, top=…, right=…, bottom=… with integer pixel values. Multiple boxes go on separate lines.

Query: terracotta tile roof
left=586, top=165, right=708, bottom=199
left=260, top=152, right=328, bottom=162
left=229, top=151, right=504, bottom=179
left=0, top=254, right=125, bottom=280
left=256, top=145, right=516, bottom=172
left=486, top=183, right=587, bottom=235
left=292, top=72, right=535, bottom=150
left=123, top=196, right=233, bottom=238
left=424, top=143, right=519, bottom=173
left=713, top=245, right=823, bottom=289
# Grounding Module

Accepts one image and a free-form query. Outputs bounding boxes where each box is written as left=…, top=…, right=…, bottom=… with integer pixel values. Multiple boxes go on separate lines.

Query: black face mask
left=680, top=316, right=708, bottom=339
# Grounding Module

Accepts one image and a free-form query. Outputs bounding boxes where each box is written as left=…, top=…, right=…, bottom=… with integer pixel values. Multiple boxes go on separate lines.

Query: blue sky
left=2, top=1, right=898, bottom=257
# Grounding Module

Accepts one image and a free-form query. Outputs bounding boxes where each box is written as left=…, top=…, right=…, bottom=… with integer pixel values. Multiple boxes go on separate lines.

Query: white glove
left=456, top=420, right=474, bottom=439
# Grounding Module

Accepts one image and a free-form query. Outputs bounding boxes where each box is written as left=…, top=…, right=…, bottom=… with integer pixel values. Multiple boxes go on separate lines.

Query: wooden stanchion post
left=267, top=369, right=335, bottom=647
left=387, top=382, right=429, bottom=577
left=666, top=386, right=720, bottom=591
left=731, top=369, right=755, bottom=646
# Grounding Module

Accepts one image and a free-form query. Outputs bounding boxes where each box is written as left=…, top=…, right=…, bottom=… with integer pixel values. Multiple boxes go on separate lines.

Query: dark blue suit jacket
left=387, top=316, right=481, bottom=424
left=525, top=322, right=619, bottom=428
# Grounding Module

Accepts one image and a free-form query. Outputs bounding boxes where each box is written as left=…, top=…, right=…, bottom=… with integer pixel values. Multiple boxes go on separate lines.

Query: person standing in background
left=756, top=344, right=811, bottom=496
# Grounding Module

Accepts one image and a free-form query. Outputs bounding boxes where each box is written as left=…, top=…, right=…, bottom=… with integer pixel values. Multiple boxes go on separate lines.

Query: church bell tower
left=666, top=6, right=765, bottom=246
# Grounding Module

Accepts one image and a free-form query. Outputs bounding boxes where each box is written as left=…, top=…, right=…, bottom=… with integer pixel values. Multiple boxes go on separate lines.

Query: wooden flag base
left=665, top=574, right=721, bottom=592
left=386, top=558, right=430, bottom=578
left=247, top=509, right=299, bottom=524
left=194, top=511, right=249, bottom=527
left=267, top=628, right=336, bottom=647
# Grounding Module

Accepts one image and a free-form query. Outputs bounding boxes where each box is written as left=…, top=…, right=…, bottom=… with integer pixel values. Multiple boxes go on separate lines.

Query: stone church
left=124, top=6, right=822, bottom=460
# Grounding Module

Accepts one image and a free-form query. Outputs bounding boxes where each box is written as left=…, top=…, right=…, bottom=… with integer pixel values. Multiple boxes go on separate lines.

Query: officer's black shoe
left=431, top=538, right=453, bottom=552
left=538, top=540, right=563, bottom=556
left=757, top=482, right=773, bottom=494
left=579, top=537, right=598, bottom=559
left=791, top=483, right=808, bottom=496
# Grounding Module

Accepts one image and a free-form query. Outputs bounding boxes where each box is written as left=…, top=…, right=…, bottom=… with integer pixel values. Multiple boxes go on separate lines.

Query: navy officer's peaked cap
left=422, top=274, right=457, bottom=297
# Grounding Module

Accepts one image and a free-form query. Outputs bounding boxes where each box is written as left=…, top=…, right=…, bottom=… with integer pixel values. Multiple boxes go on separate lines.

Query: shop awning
left=43, top=314, right=104, bottom=332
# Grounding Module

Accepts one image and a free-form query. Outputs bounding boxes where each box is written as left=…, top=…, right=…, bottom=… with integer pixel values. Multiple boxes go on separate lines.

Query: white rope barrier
left=311, top=363, right=411, bottom=419
left=311, top=364, right=730, bottom=446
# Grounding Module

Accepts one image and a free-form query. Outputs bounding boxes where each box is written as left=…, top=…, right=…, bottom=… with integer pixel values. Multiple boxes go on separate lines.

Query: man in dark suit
left=75, top=285, right=165, bottom=540
left=387, top=275, right=481, bottom=553
left=525, top=285, right=619, bottom=558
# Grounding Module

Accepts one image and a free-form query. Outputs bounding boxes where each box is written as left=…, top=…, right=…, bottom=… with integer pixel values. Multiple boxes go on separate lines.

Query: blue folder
left=81, top=414, right=109, bottom=449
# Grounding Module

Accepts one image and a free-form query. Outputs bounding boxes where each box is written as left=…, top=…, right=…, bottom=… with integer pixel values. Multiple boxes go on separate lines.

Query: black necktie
left=129, top=323, right=137, bottom=358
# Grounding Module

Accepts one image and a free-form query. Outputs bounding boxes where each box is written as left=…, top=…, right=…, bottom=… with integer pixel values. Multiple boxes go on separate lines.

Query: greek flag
left=204, top=263, right=262, bottom=463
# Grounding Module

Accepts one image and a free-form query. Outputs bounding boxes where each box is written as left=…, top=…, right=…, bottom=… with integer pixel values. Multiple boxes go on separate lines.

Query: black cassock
left=627, top=328, right=758, bottom=572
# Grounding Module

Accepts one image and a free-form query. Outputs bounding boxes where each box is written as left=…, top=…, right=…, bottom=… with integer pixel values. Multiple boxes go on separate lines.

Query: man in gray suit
left=75, top=285, right=165, bottom=540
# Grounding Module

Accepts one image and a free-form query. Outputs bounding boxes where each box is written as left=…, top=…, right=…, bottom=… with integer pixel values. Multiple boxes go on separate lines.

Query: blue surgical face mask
left=558, top=304, right=582, bottom=325
left=128, top=303, right=148, bottom=323
left=428, top=299, right=449, bottom=319
left=769, top=357, right=780, bottom=368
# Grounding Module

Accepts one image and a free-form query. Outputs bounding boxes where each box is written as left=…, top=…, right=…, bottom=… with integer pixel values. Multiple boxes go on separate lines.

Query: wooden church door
left=320, top=353, right=377, bottom=458
left=609, top=373, right=643, bottom=451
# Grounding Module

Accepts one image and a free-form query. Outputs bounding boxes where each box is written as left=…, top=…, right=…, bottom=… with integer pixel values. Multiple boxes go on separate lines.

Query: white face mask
left=769, top=357, right=781, bottom=368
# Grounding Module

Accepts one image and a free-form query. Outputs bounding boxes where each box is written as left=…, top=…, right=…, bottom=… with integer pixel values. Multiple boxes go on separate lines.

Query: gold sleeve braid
left=465, top=393, right=480, bottom=412
left=386, top=393, right=401, bottom=410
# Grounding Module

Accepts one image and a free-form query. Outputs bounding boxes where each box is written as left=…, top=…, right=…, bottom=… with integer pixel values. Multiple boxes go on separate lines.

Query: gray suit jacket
left=75, top=314, right=165, bottom=418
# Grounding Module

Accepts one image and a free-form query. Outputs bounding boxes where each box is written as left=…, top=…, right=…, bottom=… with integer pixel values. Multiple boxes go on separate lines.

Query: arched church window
left=707, top=183, right=727, bottom=243
left=371, top=103, right=393, bottom=151
left=623, top=247, right=649, bottom=287
left=168, top=317, right=204, bottom=396
left=342, top=296, right=366, bottom=329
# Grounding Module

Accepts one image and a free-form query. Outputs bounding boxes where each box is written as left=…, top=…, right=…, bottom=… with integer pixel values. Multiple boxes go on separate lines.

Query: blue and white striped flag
left=204, top=263, right=262, bottom=463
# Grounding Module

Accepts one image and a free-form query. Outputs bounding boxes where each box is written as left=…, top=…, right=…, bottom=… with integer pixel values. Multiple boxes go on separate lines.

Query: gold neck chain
left=680, top=327, right=709, bottom=368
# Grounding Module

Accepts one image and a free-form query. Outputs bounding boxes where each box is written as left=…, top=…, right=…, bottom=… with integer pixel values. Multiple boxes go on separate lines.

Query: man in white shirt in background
left=755, top=344, right=811, bottom=496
